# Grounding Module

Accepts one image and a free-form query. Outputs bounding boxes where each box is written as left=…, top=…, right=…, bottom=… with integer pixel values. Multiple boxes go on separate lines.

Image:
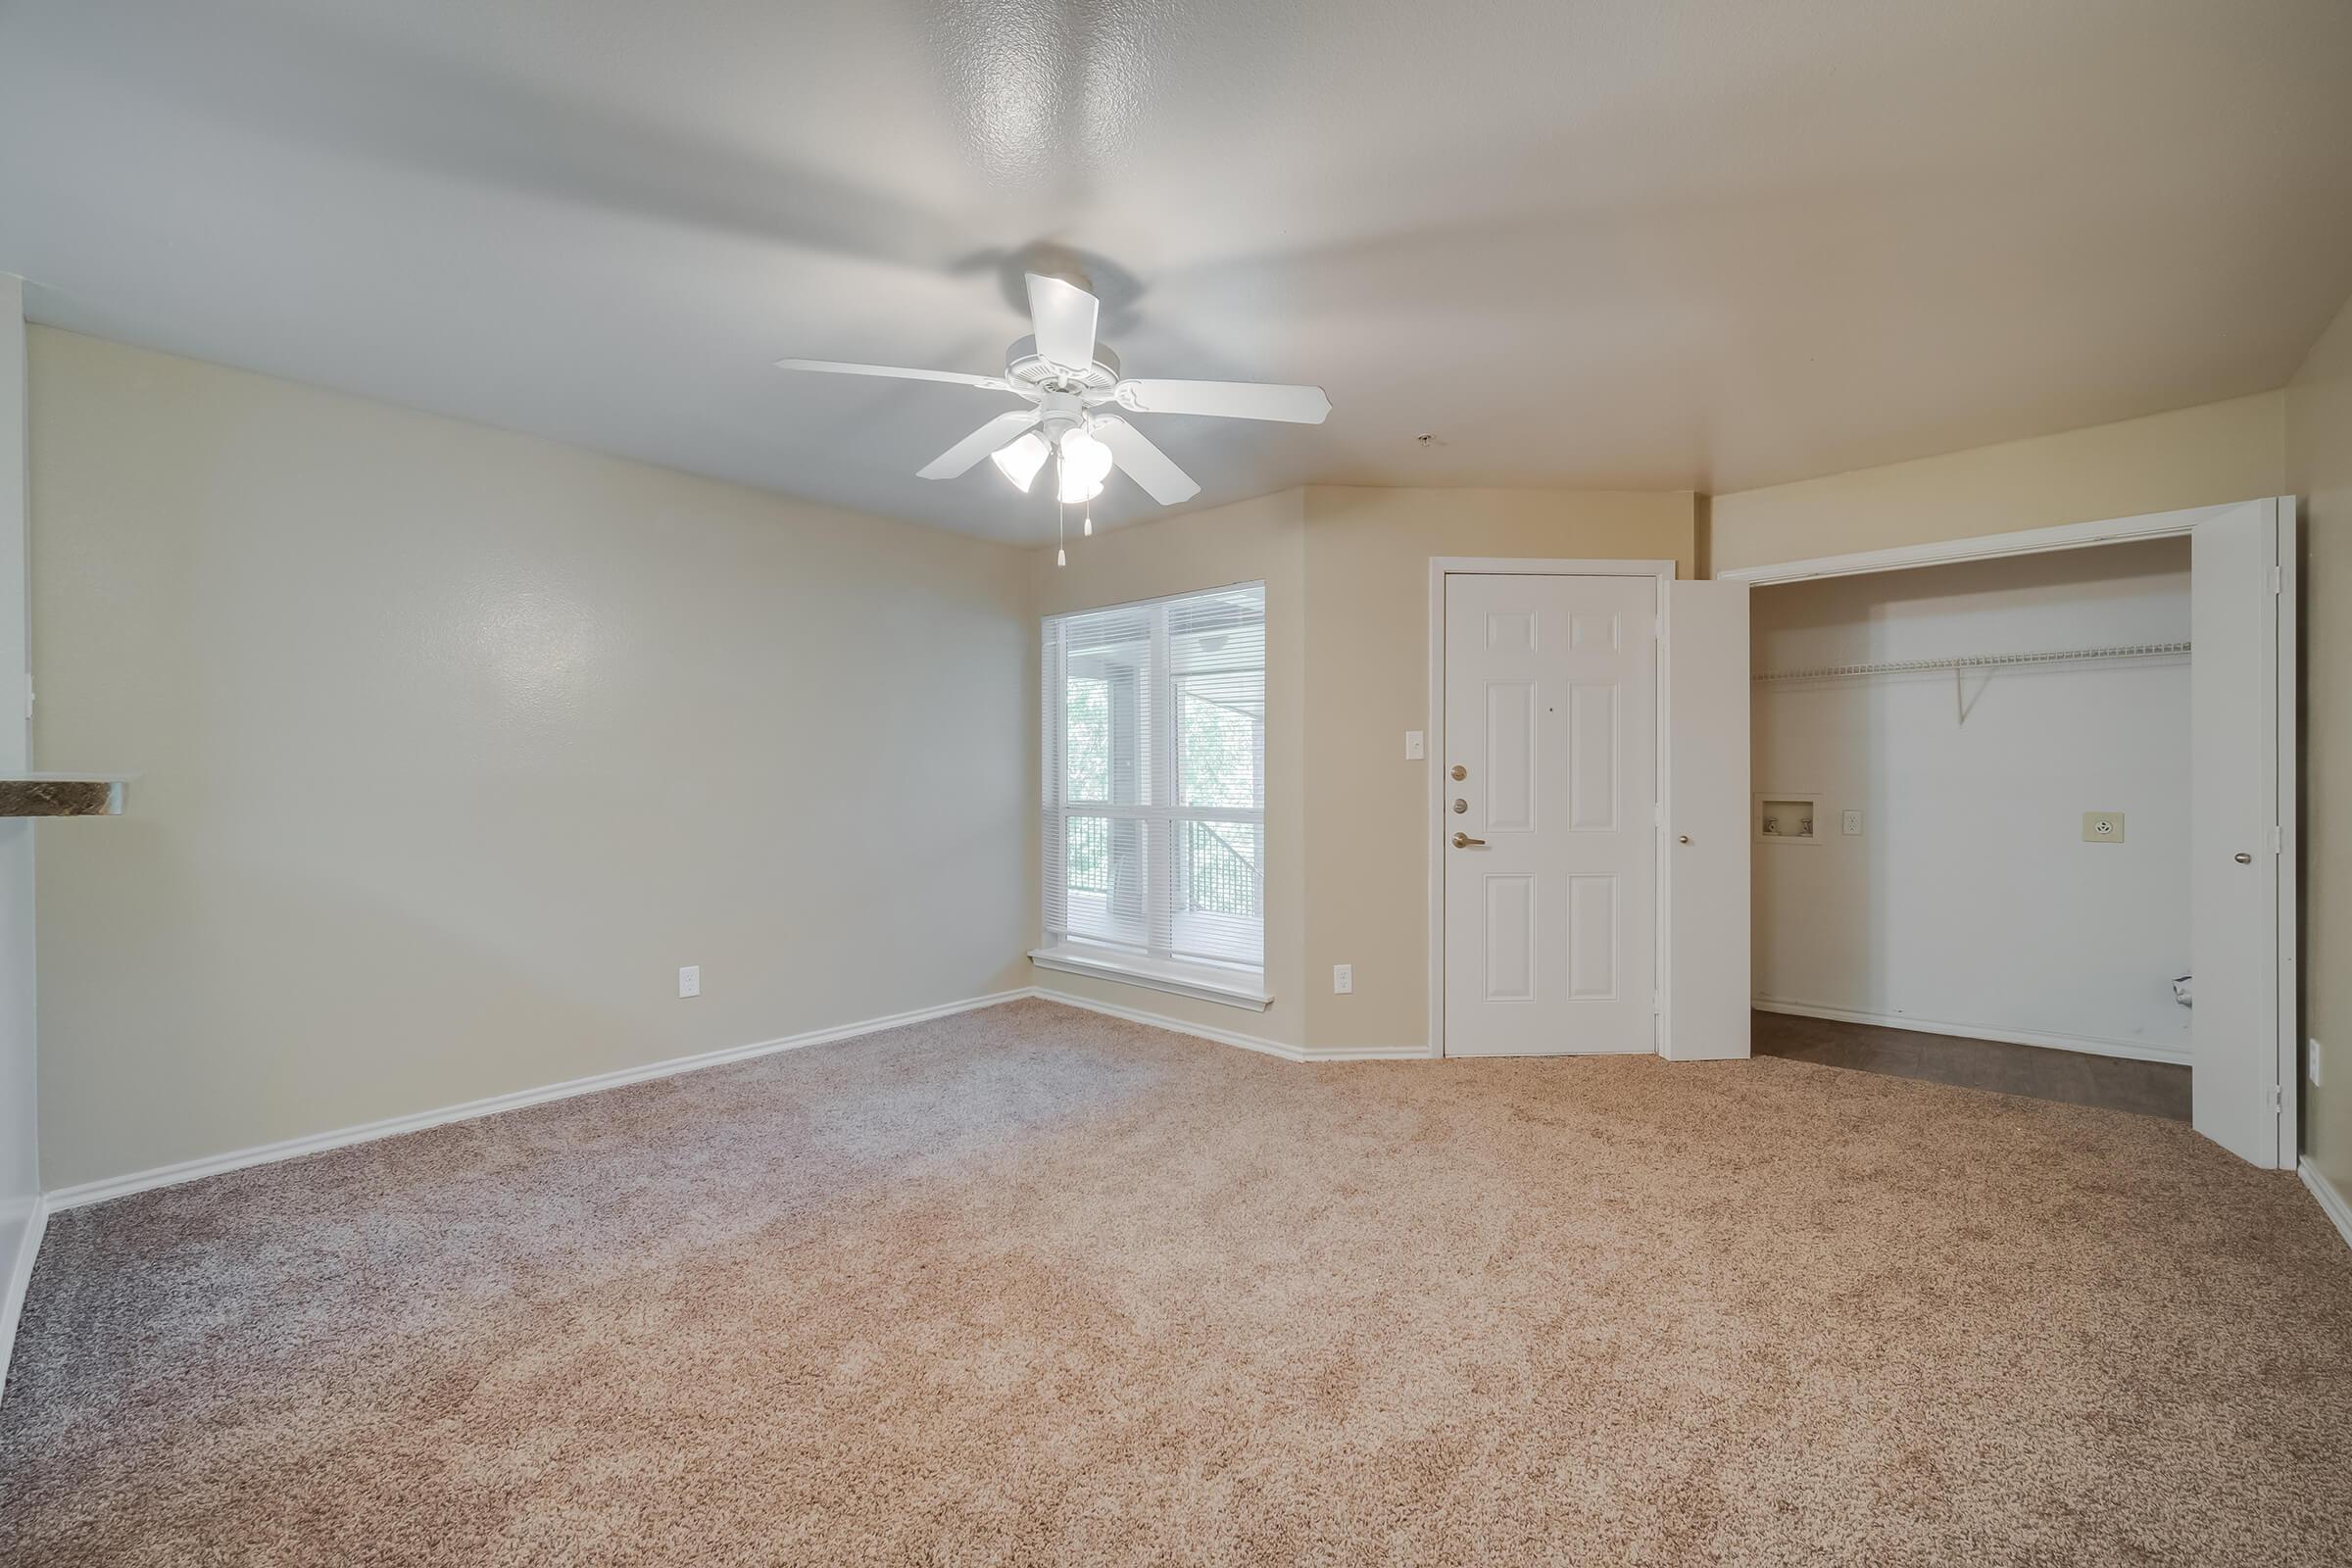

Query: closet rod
left=1752, top=640, right=2189, bottom=683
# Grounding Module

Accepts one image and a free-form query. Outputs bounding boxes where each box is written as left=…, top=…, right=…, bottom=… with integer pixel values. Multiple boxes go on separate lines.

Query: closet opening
left=1747, top=537, right=2195, bottom=1118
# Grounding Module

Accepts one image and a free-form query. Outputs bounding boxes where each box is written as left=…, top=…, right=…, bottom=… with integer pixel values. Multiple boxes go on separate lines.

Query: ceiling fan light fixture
left=989, top=429, right=1052, bottom=492
left=1054, top=426, right=1114, bottom=504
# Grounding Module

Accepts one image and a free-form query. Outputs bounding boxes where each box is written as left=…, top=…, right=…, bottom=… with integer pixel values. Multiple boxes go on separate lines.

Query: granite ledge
left=0, top=773, right=130, bottom=816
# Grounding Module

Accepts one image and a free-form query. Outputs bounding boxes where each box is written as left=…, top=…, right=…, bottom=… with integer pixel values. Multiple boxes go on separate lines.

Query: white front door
left=1444, top=572, right=1657, bottom=1056
left=2190, top=500, right=2294, bottom=1167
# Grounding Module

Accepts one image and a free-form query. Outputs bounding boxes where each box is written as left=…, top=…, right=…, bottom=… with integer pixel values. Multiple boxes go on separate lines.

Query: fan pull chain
left=1055, top=492, right=1067, bottom=568
left=1083, top=493, right=1093, bottom=537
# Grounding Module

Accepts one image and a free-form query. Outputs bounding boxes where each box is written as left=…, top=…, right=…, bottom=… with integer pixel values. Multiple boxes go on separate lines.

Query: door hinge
left=21, top=674, right=29, bottom=721
left=2274, top=825, right=2284, bottom=856
left=2272, top=565, right=2283, bottom=596
left=1653, top=616, right=1662, bottom=640
left=2272, top=1084, right=2284, bottom=1113
left=1652, top=991, right=1662, bottom=1016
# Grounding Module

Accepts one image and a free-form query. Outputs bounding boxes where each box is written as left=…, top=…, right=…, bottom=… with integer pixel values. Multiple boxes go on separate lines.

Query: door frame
left=1426, top=558, right=1679, bottom=1059
left=1717, top=499, right=2299, bottom=1170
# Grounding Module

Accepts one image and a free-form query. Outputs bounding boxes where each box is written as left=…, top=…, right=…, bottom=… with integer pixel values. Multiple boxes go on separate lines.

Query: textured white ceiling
left=4, top=0, right=2350, bottom=543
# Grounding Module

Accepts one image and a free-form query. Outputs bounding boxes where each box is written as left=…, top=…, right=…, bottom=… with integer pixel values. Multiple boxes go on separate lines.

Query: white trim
left=1027, top=986, right=1301, bottom=1060
left=1712, top=503, right=2246, bottom=585
left=1754, top=998, right=2189, bottom=1065
left=43, top=989, right=1034, bottom=1211
left=2274, top=499, right=2300, bottom=1171
left=2298, top=1159, right=2352, bottom=1254
left=0, top=1193, right=48, bottom=1407
left=1027, top=946, right=1270, bottom=1010
left=1025, top=987, right=1423, bottom=1064
left=1300, top=1043, right=1436, bottom=1062
left=1427, top=557, right=1679, bottom=579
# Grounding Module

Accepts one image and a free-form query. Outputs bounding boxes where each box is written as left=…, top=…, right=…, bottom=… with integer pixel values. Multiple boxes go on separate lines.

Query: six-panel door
left=1444, top=572, right=1658, bottom=1056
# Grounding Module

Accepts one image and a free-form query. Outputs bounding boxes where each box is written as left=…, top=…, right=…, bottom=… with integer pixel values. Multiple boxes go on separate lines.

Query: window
left=1034, top=582, right=1268, bottom=1007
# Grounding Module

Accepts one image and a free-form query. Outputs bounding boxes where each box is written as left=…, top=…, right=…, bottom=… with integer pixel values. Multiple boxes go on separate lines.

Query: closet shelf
left=1753, top=641, right=2189, bottom=683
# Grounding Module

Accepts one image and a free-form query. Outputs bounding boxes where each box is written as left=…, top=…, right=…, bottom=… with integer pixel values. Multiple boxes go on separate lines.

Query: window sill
left=1028, top=945, right=1272, bottom=1011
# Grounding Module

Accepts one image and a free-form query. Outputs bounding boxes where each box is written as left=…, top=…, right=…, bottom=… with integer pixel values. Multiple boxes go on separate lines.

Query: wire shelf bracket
left=1752, top=641, right=2190, bottom=725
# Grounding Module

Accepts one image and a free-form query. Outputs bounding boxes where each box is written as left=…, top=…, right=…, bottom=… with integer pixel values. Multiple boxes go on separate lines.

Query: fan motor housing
left=1005, top=335, right=1120, bottom=398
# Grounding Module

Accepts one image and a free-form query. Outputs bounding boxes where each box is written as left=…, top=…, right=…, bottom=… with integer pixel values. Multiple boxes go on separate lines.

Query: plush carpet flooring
left=3, top=998, right=2349, bottom=1567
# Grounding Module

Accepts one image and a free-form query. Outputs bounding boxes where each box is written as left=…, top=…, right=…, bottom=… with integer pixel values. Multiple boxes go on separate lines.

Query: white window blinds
left=1042, top=582, right=1266, bottom=978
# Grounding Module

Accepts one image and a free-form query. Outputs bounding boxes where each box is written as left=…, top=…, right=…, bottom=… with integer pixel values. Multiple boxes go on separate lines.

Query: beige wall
left=30, top=329, right=1034, bottom=1189
left=1028, top=491, right=1310, bottom=1046
left=30, top=318, right=2339, bottom=1186
left=2288, top=291, right=2352, bottom=1197
left=1709, top=392, right=2287, bottom=572
left=1298, top=488, right=1695, bottom=1050
left=1028, top=486, right=1694, bottom=1053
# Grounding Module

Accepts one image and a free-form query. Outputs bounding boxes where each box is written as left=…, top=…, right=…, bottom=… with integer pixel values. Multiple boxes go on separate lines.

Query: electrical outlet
left=2312, top=1038, right=2324, bottom=1089
left=678, top=965, right=701, bottom=999
left=1841, top=809, right=1864, bottom=836
left=1404, top=731, right=1424, bottom=760
left=1333, top=963, right=1353, bottom=995
left=2082, top=811, right=2126, bottom=843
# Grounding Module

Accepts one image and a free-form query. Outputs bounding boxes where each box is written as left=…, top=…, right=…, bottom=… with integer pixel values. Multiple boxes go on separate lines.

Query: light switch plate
left=2312, top=1038, right=2324, bottom=1088
left=1403, top=731, right=1424, bottom=760
left=2082, top=812, right=2126, bottom=843
left=1333, top=963, right=1353, bottom=995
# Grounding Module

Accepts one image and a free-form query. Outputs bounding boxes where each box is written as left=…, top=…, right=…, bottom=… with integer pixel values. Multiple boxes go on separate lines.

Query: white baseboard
left=1027, top=987, right=1305, bottom=1060
left=2301, top=1159, right=2352, bottom=1254
left=1302, top=1043, right=1439, bottom=1061
left=1025, top=987, right=1435, bottom=1064
left=1753, top=999, right=2189, bottom=1066
left=0, top=1193, right=49, bottom=1407
left=44, top=989, right=1035, bottom=1212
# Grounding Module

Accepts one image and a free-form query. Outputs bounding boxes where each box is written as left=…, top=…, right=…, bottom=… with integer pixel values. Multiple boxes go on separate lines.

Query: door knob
left=1451, top=832, right=1486, bottom=849
left=1678, top=835, right=1691, bottom=845
left=2235, top=852, right=2253, bottom=864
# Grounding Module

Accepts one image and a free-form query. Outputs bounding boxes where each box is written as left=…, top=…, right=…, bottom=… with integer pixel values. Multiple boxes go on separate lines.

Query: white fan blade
left=918, top=410, right=1042, bottom=480
left=1092, top=417, right=1200, bottom=505
left=777, top=358, right=1012, bottom=392
left=1025, top=273, right=1100, bottom=373
left=1113, top=378, right=1331, bottom=424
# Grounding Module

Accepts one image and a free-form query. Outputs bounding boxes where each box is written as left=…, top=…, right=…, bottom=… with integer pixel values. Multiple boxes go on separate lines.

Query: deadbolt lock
left=1452, top=798, right=1468, bottom=813
left=1449, top=764, right=1467, bottom=781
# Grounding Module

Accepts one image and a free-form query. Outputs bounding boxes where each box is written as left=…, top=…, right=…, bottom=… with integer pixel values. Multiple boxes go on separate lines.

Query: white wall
left=0, top=281, right=36, bottom=1370
left=1752, top=539, right=2191, bottom=1058
left=29, top=328, right=1034, bottom=1190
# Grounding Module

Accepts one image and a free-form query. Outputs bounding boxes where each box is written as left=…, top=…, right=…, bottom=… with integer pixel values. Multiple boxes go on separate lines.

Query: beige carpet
left=3, top=998, right=2349, bottom=1566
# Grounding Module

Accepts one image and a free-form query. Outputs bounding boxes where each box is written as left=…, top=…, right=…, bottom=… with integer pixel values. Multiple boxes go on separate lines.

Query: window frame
left=1032, top=581, right=1271, bottom=1011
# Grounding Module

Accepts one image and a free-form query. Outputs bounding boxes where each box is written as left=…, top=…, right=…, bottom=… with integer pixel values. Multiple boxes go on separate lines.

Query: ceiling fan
left=778, top=272, right=1330, bottom=514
